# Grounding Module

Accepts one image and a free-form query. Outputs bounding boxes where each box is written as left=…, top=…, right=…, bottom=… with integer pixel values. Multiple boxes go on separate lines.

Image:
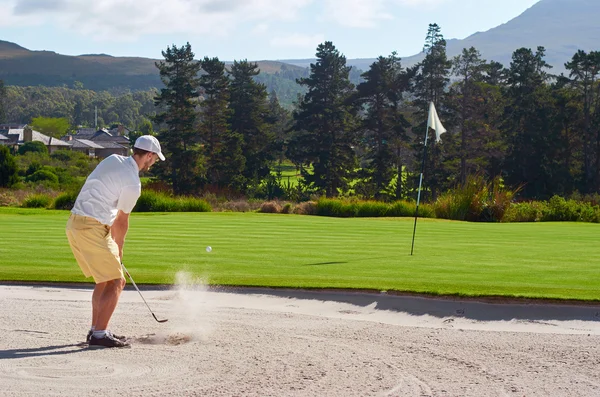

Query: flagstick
left=410, top=124, right=430, bottom=256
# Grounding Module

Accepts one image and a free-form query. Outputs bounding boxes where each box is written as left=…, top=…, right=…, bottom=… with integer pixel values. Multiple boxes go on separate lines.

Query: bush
left=18, top=141, right=48, bottom=155
left=259, top=201, right=282, bottom=213
left=220, top=200, right=254, bottom=212
left=26, top=169, right=59, bottom=184
left=354, top=201, right=389, bottom=217
left=538, top=195, right=600, bottom=222
left=54, top=191, right=79, bottom=210
left=387, top=201, right=415, bottom=217
left=542, top=195, right=581, bottom=221
left=502, top=201, right=546, bottom=222
left=293, top=201, right=317, bottom=215
left=435, top=175, right=518, bottom=222
left=313, top=198, right=434, bottom=218
left=50, top=150, right=88, bottom=162
left=281, top=202, right=294, bottom=214
left=134, top=191, right=211, bottom=212
left=0, top=145, right=19, bottom=187
left=22, top=194, right=52, bottom=208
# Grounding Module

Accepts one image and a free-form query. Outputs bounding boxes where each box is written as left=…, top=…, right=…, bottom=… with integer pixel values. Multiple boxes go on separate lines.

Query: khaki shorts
left=66, top=214, right=123, bottom=284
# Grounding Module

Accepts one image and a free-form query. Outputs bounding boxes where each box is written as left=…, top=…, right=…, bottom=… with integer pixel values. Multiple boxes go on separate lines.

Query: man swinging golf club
left=66, top=135, right=165, bottom=348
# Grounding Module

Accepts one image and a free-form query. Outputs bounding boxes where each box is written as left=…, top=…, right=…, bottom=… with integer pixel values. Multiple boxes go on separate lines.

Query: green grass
left=1, top=207, right=600, bottom=301
left=272, top=160, right=307, bottom=186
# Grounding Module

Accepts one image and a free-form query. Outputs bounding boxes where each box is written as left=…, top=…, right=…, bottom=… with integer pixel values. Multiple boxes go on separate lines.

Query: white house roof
left=7, top=129, right=71, bottom=146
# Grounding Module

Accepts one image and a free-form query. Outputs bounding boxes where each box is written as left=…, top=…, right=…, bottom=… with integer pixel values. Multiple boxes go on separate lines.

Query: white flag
left=427, top=102, right=446, bottom=143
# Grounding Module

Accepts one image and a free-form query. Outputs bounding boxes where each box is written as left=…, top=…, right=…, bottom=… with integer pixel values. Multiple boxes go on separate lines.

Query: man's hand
left=111, top=210, right=130, bottom=261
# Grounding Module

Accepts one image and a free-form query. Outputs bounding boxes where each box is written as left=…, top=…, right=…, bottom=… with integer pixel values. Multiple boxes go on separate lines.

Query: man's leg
left=95, top=277, right=126, bottom=331
left=91, top=282, right=107, bottom=329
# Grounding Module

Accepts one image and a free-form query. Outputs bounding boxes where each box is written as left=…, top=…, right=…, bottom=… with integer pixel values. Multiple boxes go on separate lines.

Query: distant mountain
left=0, top=40, right=307, bottom=92
left=283, top=0, right=600, bottom=75
left=2, top=0, right=596, bottom=94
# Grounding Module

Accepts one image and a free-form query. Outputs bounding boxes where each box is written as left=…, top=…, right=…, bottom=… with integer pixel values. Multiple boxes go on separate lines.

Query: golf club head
left=153, top=313, right=168, bottom=323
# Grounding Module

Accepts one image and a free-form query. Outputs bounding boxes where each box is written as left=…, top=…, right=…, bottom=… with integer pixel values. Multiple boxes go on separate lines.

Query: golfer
left=66, top=135, right=165, bottom=348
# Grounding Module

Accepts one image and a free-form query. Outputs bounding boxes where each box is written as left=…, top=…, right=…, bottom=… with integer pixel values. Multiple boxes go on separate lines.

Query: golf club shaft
left=121, top=263, right=168, bottom=323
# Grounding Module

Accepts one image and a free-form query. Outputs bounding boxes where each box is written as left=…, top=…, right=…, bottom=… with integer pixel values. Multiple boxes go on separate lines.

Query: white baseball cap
left=134, top=135, right=165, bottom=161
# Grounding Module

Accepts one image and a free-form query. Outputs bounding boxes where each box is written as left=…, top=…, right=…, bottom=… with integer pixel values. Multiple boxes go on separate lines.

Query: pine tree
left=355, top=52, right=411, bottom=199
left=503, top=47, right=556, bottom=198
left=0, top=145, right=18, bottom=187
left=198, top=57, right=245, bottom=189
left=565, top=50, right=600, bottom=191
left=451, top=47, right=488, bottom=184
left=228, top=60, right=273, bottom=189
left=153, top=43, right=202, bottom=195
left=288, top=41, right=358, bottom=197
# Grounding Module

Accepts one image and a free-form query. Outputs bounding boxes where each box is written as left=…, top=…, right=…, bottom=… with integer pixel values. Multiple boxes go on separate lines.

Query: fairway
left=1, top=208, right=600, bottom=301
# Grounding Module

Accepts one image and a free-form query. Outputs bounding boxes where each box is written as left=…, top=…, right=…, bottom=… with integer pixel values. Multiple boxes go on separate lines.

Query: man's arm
left=111, top=210, right=130, bottom=260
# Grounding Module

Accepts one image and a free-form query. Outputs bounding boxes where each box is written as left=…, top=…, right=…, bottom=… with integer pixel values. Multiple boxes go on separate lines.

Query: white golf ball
left=206, top=246, right=212, bottom=252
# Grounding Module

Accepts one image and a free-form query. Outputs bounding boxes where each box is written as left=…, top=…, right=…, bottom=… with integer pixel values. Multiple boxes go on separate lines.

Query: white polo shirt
left=72, top=155, right=141, bottom=226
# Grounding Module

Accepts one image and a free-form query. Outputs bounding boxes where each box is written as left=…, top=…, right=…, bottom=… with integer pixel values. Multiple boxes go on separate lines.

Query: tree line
left=153, top=24, right=600, bottom=200
left=4, top=23, right=600, bottom=201
left=0, top=84, right=157, bottom=131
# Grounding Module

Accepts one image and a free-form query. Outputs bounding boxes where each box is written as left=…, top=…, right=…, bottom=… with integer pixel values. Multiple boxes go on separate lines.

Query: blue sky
left=0, top=0, right=540, bottom=61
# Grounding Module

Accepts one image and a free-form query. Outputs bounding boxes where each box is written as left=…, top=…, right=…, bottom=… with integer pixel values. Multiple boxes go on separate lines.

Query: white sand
left=1, top=281, right=599, bottom=396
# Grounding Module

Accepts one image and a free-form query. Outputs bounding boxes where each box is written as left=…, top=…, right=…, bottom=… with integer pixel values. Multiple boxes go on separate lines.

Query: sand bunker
left=1, top=279, right=599, bottom=396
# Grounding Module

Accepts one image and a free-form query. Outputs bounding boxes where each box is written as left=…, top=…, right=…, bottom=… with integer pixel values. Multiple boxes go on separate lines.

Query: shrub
left=18, top=141, right=48, bottom=155
left=54, top=191, right=79, bottom=210
left=293, top=201, right=317, bottom=215
left=281, top=202, right=294, bottom=214
left=0, top=189, right=19, bottom=206
left=387, top=201, right=415, bottom=217
left=134, top=191, right=212, bottom=212
left=0, top=145, right=19, bottom=187
left=26, top=169, right=59, bottom=184
left=415, top=203, right=436, bottom=218
left=435, top=175, right=518, bottom=222
left=537, top=195, right=600, bottom=222
left=220, top=200, right=254, bottom=212
left=22, top=194, right=52, bottom=208
left=355, top=201, right=389, bottom=217
left=50, top=150, right=88, bottom=162
left=259, top=201, right=282, bottom=213
left=502, top=201, right=546, bottom=222
left=541, top=195, right=581, bottom=222
left=316, top=198, right=358, bottom=217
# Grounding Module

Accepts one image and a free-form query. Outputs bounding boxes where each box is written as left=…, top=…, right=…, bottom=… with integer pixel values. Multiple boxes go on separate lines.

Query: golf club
left=121, top=262, right=168, bottom=323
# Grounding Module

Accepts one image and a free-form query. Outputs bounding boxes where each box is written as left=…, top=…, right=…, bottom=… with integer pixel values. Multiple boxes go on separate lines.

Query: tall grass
left=315, top=197, right=434, bottom=218
left=21, top=194, right=52, bottom=208
left=435, top=175, right=518, bottom=222
left=134, top=191, right=212, bottom=212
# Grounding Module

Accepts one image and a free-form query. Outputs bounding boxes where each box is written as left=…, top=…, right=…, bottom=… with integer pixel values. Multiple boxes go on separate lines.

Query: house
left=64, top=127, right=130, bottom=158
left=0, top=126, right=72, bottom=153
left=68, top=139, right=104, bottom=158
left=108, top=124, right=132, bottom=137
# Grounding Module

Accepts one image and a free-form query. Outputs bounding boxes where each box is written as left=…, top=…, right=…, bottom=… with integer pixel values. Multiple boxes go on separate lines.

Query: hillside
left=0, top=41, right=307, bottom=92
left=1, top=0, right=597, bottom=94
left=284, top=0, right=600, bottom=74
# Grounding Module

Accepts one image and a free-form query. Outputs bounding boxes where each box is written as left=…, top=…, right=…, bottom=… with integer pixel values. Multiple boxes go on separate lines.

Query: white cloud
left=252, top=23, right=270, bottom=35
left=323, top=0, right=392, bottom=28
left=270, top=33, right=325, bottom=49
left=0, top=0, right=314, bottom=41
left=394, top=0, right=448, bottom=7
